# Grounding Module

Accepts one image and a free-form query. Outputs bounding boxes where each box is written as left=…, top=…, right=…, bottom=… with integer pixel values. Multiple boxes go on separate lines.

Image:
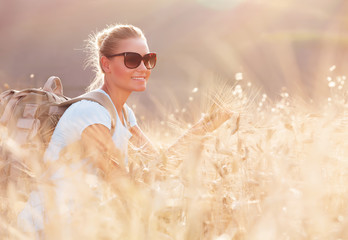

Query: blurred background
left=1, top=0, right=348, bottom=122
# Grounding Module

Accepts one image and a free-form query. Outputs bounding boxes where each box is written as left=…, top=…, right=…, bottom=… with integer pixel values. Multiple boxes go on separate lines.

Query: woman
left=18, top=24, right=237, bottom=233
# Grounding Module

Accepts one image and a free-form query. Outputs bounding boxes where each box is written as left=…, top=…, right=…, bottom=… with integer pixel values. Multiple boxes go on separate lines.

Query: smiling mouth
left=131, top=77, right=146, bottom=81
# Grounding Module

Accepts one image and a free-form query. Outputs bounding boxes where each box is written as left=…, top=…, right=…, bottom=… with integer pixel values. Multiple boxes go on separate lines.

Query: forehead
left=115, top=38, right=149, bottom=55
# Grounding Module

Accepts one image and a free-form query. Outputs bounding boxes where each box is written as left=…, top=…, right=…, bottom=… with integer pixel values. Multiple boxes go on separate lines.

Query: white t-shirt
left=18, top=89, right=137, bottom=232
left=44, top=89, right=137, bottom=164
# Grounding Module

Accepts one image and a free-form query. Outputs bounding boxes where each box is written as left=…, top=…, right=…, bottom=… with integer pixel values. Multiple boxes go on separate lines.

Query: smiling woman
left=18, top=24, right=156, bottom=232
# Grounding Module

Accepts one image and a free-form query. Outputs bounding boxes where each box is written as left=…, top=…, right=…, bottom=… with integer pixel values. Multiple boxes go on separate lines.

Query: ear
left=100, top=56, right=111, bottom=73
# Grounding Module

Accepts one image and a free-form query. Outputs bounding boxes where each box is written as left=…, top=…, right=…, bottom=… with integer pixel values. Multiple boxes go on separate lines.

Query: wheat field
left=0, top=72, right=348, bottom=240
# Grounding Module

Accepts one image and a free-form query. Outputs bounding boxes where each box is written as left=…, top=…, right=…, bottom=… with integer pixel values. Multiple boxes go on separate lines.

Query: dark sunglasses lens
left=144, top=53, right=157, bottom=69
left=125, top=53, right=142, bottom=69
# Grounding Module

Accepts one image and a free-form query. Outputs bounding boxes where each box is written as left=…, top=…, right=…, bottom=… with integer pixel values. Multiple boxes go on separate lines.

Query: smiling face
left=101, top=37, right=152, bottom=93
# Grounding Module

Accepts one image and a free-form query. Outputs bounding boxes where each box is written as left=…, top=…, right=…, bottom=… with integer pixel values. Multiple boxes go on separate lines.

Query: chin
left=135, top=87, right=146, bottom=92
left=133, top=85, right=147, bottom=92
left=134, top=82, right=147, bottom=92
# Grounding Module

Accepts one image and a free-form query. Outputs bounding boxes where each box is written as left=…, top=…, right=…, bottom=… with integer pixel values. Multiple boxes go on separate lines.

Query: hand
left=199, top=109, right=240, bottom=133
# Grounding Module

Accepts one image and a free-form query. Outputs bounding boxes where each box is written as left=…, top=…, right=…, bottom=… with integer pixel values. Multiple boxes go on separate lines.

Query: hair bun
left=96, top=30, right=110, bottom=49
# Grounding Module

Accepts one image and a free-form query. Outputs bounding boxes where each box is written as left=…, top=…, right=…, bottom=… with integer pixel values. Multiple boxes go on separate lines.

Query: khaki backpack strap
left=122, top=105, right=131, bottom=129
left=60, top=91, right=117, bottom=136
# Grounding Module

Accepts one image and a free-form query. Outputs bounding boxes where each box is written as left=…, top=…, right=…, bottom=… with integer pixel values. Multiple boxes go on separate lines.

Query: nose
left=137, top=60, right=148, bottom=71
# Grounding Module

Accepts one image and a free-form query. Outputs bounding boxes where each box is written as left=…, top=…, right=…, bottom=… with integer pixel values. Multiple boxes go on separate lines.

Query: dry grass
left=1, top=75, right=348, bottom=240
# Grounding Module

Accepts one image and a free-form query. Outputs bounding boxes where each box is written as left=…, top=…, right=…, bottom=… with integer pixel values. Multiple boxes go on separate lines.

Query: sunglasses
left=107, top=52, right=157, bottom=70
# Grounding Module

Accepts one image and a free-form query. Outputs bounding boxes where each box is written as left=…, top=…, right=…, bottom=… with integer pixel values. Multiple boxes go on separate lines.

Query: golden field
left=1, top=72, right=347, bottom=239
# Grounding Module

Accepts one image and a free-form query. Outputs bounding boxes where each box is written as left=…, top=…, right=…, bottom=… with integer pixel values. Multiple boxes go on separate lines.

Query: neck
left=101, top=82, right=131, bottom=114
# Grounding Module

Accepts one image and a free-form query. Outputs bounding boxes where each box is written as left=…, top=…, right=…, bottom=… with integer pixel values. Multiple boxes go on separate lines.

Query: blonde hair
left=84, top=24, right=146, bottom=92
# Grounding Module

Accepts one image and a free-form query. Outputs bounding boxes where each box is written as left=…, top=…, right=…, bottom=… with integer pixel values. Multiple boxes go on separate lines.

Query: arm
left=126, top=110, right=239, bottom=182
left=128, top=110, right=239, bottom=157
left=166, top=110, right=239, bottom=155
left=81, top=124, right=126, bottom=180
left=129, top=125, right=159, bottom=155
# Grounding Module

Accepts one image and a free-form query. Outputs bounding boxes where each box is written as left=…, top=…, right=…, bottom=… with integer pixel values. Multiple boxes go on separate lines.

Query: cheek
left=146, top=70, right=151, bottom=80
left=112, top=65, right=133, bottom=79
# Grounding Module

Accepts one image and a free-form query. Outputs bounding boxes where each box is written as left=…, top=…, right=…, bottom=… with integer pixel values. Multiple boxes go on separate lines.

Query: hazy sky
left=1, top=0, right=347, bottom=119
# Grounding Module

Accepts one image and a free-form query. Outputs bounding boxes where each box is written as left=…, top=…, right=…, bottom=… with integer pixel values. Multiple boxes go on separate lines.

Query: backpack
left=0, top=76, right=128, bottom=197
